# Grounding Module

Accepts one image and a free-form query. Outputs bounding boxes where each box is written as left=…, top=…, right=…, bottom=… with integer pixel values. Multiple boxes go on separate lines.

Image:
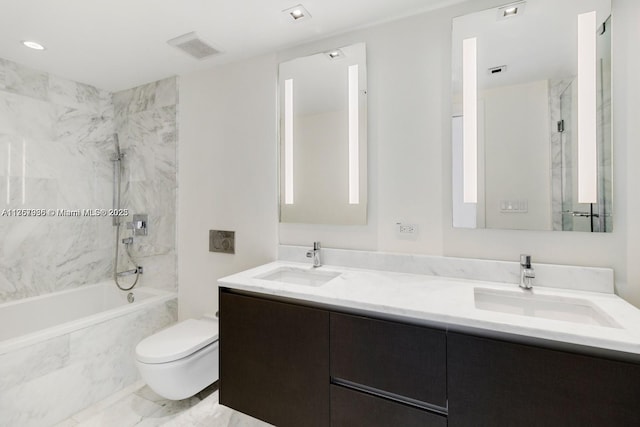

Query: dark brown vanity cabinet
left=220, top=288, right=640, bottom=427
left=447, top=332, right=640, bottom=427
left=219, top=291, right=330, bottom=427
left=330, top=313, right=447, bottom=426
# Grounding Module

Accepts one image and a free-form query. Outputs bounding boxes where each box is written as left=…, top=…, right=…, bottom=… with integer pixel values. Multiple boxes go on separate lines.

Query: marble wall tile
left=154, top=77, right=177, bottom=108
left=278, top=245, right=615, bottom=294
left=0, top=255, right=56, bottom=302
left=112, top=82, right=154, bottom=126
left=0, top=362, right=91, bottom=427
left=136, top=252, right=177, bottom=291
left=0, top=59, right=6, bottom=90
left=0, top=91, right=57, bottom=141
left=55, top=247, right=113, bottom=291
left=0, top=58, right=177, bottom=303
left=113, top=76, right=178, bottom=292
left=2, top=60, right=49, bottom=101
left=55, top=106, right=113, bottom=145
left=0, top=335, right=70, bottom=390
left=48, top=76, right=105, bottom=113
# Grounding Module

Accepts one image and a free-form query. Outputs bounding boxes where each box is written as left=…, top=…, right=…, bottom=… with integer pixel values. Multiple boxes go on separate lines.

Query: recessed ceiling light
left=283, top=4, right=311, bottom=22
left=497, top=2, right=526, bottom=20
left=21, top=40, right=45, bottom=50
left=325, top=49, right=345, bottom=60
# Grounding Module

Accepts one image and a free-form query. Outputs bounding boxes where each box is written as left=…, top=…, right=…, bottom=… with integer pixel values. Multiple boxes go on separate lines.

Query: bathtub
left=0, top=281, right=177, bottom=427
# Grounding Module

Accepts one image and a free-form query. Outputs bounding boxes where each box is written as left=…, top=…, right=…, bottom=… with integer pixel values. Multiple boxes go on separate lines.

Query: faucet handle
left=313, top=241, right=321, bottom=250
left=520, top=254, right=532, bottom=267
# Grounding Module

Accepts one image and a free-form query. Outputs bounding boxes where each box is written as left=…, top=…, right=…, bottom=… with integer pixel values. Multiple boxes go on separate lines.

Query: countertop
left=218, top=261, right=640, bottom=356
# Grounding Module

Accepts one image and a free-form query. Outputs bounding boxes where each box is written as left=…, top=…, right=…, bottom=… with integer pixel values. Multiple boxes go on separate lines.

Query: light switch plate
left=209, top=230, right=235, bottom=254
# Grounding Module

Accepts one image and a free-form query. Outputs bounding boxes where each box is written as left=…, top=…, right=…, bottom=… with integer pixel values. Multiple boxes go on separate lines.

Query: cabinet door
left=448, top=332, right=640, bottom=427
left=331, top=385, right=447, bottom=427
left=331, top=313, right=447, bottom=408
left=219, top=290, right=330, bottom=427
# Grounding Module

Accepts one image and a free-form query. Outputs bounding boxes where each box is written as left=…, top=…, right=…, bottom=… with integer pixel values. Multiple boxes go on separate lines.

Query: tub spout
left=117, top=266, right=143, bottom=277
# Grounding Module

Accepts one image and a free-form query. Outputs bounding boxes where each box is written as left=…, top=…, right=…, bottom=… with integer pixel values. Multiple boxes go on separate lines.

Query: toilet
left=135, top=318, right=219, bottom=400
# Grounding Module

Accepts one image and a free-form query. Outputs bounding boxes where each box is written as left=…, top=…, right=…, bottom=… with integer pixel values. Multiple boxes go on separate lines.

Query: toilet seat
left=136, top=318, right=219, bottom=364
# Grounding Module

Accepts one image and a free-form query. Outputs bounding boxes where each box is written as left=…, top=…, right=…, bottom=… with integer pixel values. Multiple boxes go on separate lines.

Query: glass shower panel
left=596, top=16, right=612, bottom=232
left=560, top=81, right=600, bottom=232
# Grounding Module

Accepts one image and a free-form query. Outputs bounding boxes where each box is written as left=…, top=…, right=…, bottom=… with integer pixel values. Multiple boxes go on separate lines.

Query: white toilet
left=135, top=318, right=219, bottom=400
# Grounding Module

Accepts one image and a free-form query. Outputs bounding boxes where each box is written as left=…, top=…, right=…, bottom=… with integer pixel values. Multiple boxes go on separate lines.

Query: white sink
left=255, top=267, right=341, bottom=287
left=474, top=288, right=621, bottom=328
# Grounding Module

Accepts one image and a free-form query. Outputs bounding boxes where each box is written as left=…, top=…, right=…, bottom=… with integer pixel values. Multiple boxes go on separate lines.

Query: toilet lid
left=136, top=318, right=219, bottom=364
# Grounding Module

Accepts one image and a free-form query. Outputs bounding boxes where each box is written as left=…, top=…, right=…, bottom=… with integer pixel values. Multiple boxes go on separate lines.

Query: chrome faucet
left=520, top=254, right=535, bottom=289
left=306, top=241, right=321, bottom=267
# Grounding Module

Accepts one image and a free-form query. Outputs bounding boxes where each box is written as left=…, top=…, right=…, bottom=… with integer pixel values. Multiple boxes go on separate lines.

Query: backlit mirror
left=278, top=43, right=367, bottom=225
left=451, top=0, right=612, bottom=232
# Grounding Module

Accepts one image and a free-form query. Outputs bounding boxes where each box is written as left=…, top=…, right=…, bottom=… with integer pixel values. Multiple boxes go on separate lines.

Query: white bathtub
left=0, top=281, right=175, bottom=354
left=0, top=281, right=177, bottom=427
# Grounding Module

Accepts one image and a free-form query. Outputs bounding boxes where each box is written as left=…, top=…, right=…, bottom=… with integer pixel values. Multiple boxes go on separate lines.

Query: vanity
left=217, top=0, right=626, bottom=424
left=218, top=252, right=640, bottom=427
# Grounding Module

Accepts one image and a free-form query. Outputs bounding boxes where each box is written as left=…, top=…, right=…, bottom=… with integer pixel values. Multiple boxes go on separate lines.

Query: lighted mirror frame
left=451, top=0, right=612, bottom=232
left=278, top=43, right=368, bottom=225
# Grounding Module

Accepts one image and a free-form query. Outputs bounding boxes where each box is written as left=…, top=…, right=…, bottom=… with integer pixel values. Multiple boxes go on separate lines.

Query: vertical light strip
left=462, top=37, right=478, bottom=203
left=21, top=139, right=26, bottom=204
left=348, top=64, right=359, bottom=204
left=284, top=78, right=294, bottom=205
left=6, top=143, right=11, bottom=205
left=578, top=11, right=597, bottom=203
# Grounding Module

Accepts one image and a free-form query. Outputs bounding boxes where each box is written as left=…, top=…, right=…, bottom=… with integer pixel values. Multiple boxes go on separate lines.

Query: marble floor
left=56, top=380, right=272, bottom=427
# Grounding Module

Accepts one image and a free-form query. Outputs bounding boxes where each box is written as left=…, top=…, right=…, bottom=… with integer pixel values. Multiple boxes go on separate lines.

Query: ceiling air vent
left=167, top=32, right=220, bottom=60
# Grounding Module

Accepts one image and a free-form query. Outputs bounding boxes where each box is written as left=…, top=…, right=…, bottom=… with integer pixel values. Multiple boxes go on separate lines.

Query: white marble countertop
left=219, top=261, right=640, bottom=356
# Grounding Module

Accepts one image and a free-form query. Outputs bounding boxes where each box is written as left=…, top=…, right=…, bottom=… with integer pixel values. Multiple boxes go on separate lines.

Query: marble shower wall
left=549, top=78, right=574, bottom=231
left=112, top=78, right=178, bottom=292
left=0, top=58, right=115, bottom=302
left=0, top=58, right=178, bottom=303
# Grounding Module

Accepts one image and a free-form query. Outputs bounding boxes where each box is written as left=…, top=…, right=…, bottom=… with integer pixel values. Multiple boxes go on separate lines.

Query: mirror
left=278, top=43, right=367, bottom=225
left=451, top=0, right=612, bottom=232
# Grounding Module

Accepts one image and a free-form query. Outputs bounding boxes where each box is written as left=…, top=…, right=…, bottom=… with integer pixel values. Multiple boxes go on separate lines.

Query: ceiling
left=0, top=0, right=464, bottom=92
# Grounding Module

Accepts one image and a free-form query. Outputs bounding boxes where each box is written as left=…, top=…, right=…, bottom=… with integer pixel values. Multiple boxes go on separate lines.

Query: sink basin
left=474, top=288, right=620, bottom=328
left=255, top=267, right=341, bottom=287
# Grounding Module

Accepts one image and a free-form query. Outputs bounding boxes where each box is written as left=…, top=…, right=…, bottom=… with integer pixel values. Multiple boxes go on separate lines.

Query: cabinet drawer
left=330, top=312, right=446, bottom=407
left=331, top=385, right=447, bottom=427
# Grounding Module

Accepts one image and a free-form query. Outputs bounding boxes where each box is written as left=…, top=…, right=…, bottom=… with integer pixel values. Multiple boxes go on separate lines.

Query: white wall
left=177, top=54, right=278, bottom=320
left=178, top=0, right=640, bottom=313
